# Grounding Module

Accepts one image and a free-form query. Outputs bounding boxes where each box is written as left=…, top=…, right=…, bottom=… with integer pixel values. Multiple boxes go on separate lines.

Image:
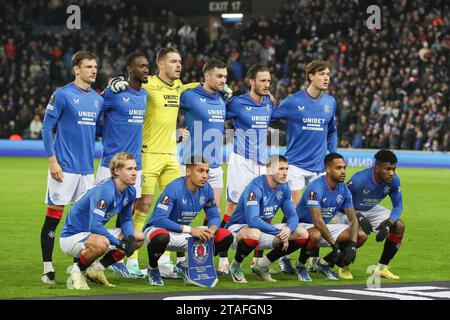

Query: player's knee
left=148, top=229, right=170, bottom=251
left=213, top=229, right=233, bottom=255
left=94, top=237, right=110, bottom=254
left=214, top=228, right=233, bottom=244
left=308, top=228, right=321, bottom=244
left=293, top=225, right=309, bottom=239
left=357, top=230, right=368, bottom=246
left=245, top=228, right=262, bottom=241
left=393, top=219, right=405, bottom=234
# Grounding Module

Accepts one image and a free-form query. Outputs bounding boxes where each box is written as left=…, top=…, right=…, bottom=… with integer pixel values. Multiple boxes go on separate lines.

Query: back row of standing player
left=40, top=49, right=405, bottom=286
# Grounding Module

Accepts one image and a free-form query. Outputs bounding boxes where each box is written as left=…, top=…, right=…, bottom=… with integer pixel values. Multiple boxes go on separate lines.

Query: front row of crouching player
left=59, top=152, right=144, bottom=290
left=142, top=158, right=234, bottom=286
left=59, top=151, right=403, bottom=289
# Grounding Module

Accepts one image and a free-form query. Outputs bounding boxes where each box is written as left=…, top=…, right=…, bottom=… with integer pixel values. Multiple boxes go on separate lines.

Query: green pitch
left=1, top=157, right=449, bottom=299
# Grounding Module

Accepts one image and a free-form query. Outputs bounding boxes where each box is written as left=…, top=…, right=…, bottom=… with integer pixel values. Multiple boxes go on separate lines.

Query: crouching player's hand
left=118, top=235, right=136, bottom=257
left=337, top=241, right=357, bottom=267
left=191, top=227, right=214, bottom=241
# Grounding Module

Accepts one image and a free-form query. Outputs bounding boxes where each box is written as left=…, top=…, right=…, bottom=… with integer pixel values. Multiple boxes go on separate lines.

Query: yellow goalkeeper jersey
left=141, top=75, right=197, bottom=154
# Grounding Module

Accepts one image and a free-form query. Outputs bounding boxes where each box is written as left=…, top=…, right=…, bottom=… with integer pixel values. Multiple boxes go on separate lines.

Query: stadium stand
left=0, top=0, right=448, bottom=151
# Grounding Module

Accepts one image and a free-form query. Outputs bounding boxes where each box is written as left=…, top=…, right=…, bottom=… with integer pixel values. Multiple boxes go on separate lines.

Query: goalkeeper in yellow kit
left=108, top=48, right=197, bottom=277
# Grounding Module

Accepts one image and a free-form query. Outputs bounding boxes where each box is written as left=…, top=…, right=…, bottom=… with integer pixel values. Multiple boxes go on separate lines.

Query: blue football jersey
left=226, top=93, right=274, bottom=165
left=227, top=175, right=298, bottom=235
left=180, top=85, right=226, bottom=169
left=145, top=177, right=221, bottom=232
left=271, top=90, right=337, bottom=172
left=42, top=83, right=104, bottom=174
left=61, top=178, right=136, bottom=246
left=348, top=167, right=403, bottom=220
left=297, top=175, right=353, bottom=224
left=99, top=87, right=148, bottom=170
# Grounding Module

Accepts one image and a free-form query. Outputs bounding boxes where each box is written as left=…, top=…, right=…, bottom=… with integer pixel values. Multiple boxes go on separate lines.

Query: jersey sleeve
left=225, top=97, right=238, bottom=120
left=42, top=89, right=65, bottom=157
left=101, top=89, right=114, bottom=111
left=244, top=187, right=280, bottom=235
left=45, top=88, right=66, bottom=119
left=305, top=186, right=324, bottom=209
left=327, top=100, right=338, bottom=152
left=347, top=172, right=362, bottom=195
left=270, top=95, right=291, bottom=122
left=388, top=176, right=403, bottom=221
left=88, top=189, right=120, bottom=246
left=280, top=186, right=299, bottom=232
left=118, top=187, right=136, bottom=238
left=342, top=185, right=354, bottom=209
left=204, top=185, right=221, bottom=227
left=150, top=187, right=184, bottom=233
left=95, top=112, right=104, bottom=138
left=179, top=90, right=189, bottom=111
left=181, top=82, right=200, bottom=92
left=95, top=90, right=110, bottom=138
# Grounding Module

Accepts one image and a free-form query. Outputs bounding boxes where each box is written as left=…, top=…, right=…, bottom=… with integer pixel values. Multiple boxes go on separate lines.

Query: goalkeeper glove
left=107, top=76, right=129, bottom=93
left=223, top=84, right=233, bottom=100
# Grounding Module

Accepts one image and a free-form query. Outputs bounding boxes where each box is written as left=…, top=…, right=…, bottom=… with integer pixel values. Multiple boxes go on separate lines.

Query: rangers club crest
left=199, top=196, right=206, bottom=206
left=324, top=104, right=330, bottom=113
left=276, top=191, right=283, bottom=200
left=191, top=240, right=209, bottom=264
left=97, top=199, right=107, bottom=209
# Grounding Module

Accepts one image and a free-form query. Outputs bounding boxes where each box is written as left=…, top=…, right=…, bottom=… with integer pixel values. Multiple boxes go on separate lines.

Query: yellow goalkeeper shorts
left=141, top=152, right=181, bottom=195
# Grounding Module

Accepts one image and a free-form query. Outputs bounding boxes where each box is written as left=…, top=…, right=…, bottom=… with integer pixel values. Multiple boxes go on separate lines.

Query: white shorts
left=144, top=226, right=201, bottom=253
left=59, top=228, right=122, bottom=258
left=226, top=223, right=287, bottom=250
left=299, top=223, right=349, bottom=247
left=334, top=205, right=391, bottom=231
left=95, top=165, right=143, bottom=198
left=181, top=165, right=223, bottom=189
left=226, top=152, right=266, bottom=203
left=45, top=171, right=95, bottom=206
left=287, top=165, right=324, bottom=191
